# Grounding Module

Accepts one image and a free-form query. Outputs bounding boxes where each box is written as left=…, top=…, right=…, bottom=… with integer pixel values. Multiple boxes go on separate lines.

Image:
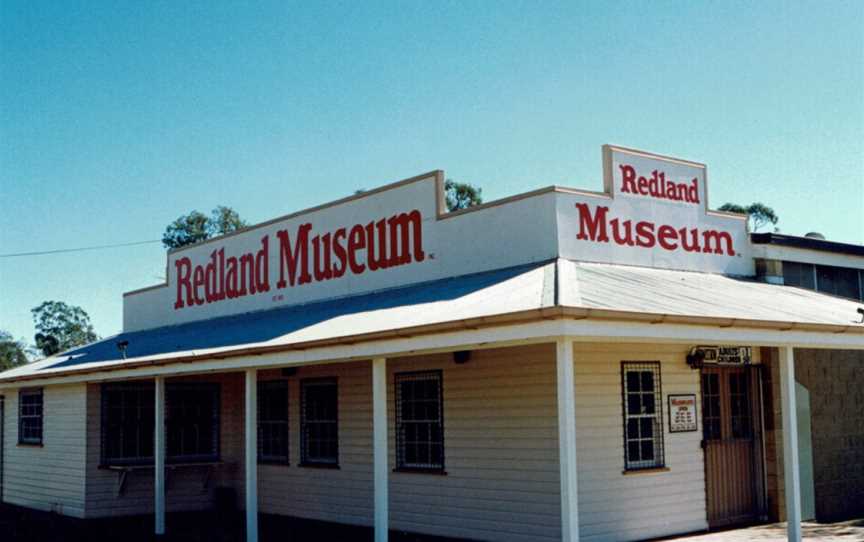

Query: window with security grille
left=166, top=384, right=220, bottom=462
left=258, top=380, right=289, bottom=464
left=101, top=382, right=220, bottom=465
left=729, top=373, right=753, bottom=439
left=701, top=373, right=721, bottom=441
left=621, top=362, right=665, bottom=470
left=395, top=371, right=444, bottom=471
left=300, top=378, right=338, bottom=465
left=18, top=388, right=43, bottom=445
left=102, top=383, right=155, bottom=464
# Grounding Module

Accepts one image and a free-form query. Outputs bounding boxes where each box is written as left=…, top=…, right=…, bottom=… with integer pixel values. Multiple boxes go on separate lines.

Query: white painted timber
left=245, top=369, right=259, bottom=542
left=556, top=338, right=579, bottom=542
left=154, top=376, right=165, bottom=535
left=573, top=342, right=707, bottom=542
left=372, top=358, right=388, bottom=542
left=779, top=347, right=802, bottom=542
left=5, top=314, right=864, bottom=391
left=1, top=384, right=87, bottom=518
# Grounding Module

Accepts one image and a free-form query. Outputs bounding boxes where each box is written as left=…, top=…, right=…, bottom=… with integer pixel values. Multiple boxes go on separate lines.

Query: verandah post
left=372, top=357, right=388, bottom=542
left=556, top=338, right=579, bottom=542
left=245, top=369, right=259, bottom=542
left=779, top=347, right=802, bottom=542
left=154, top=376, right=166, bottom=536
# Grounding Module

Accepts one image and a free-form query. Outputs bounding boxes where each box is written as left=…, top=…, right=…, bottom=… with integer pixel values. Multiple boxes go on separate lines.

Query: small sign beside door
left=668, top=394, right=698, bottom=433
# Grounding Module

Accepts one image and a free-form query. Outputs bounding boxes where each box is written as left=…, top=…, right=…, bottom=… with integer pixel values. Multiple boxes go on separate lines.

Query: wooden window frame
left=18, top=388, right=43, bottom=446
left=100, top=382, right=220, bottom=466
left=300, top=377, right=339, bottom=467
left=258, top=380, right=290, bottom=465
left=394, top=370, right=445, bottom=473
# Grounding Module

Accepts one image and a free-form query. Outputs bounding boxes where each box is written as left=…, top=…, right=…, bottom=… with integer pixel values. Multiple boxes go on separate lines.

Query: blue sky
left=1, top=1, right=862, bottom=346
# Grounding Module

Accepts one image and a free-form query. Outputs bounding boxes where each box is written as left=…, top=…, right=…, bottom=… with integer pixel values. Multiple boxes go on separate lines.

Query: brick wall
left=763, top=347, right=864, bottom=522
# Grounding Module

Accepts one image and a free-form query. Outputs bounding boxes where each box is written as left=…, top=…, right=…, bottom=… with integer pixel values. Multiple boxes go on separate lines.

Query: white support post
left=245, top=369, right=259, bottom=542
left=779, top=347, right=802, bottom=542
left=154, top=376, right=166, bottom=536
left=556, top=338, right=579, bottom=542
left=372, top=358, right=388, bottom=542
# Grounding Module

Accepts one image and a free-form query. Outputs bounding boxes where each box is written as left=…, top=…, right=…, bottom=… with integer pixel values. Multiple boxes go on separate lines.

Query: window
left=729, top=372, right=753, bottom=439
left=816, top=264, right=861, bottom=301
left=395, top=371, right=444, bottom=472
left=166, top=384, right=220, bottom=462
left=102, top=383, right=154, bottom=464
left=18, top=388, right=43, bottom=445
left=258, top=381, right=289, bottom=464
left=701, top=373, right=721, bottom=441
left=783, top=260, right=863, bottom=301
left=782, top=261, right=815, bottom=290
left=621, top=362, right=664, bottom=471
left=300, top=378, right=338, bottom=466
left=101, top=382, right=220, bottom=465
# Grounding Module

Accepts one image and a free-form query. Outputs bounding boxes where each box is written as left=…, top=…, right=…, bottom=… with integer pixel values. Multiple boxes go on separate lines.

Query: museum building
left=1, top=145, right=862, bottom=542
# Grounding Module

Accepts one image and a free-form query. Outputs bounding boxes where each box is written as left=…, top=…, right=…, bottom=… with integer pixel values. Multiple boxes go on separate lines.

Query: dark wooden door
left=701, top=366, right=760, bottom=528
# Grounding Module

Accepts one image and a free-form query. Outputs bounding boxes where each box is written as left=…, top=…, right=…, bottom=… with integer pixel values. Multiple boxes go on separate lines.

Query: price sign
left=668, top=394, right=698, bottom=433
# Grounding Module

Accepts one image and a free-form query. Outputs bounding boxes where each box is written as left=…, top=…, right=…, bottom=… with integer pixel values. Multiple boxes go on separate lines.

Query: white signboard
left=557, top=145, right=753, bottom=275
left=668, top=394, right=698, bottom=433
left=123, top=145, right=756, bottom=332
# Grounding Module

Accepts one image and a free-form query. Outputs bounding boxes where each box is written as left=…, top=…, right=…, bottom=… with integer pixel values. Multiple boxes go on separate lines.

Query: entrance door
left=701, top=366, right=762, bottom=528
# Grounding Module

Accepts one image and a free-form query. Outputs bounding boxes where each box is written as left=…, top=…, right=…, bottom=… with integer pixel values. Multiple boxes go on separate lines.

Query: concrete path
left=663, top=519, right=864, bottom=541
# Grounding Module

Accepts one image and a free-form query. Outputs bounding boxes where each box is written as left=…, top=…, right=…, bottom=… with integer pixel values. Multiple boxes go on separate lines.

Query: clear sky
left=1, top=1, right=863, bottom=347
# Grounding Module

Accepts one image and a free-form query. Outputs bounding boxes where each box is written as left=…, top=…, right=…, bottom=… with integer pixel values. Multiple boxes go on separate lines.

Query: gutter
left=2, top=307, right=863, bottom=386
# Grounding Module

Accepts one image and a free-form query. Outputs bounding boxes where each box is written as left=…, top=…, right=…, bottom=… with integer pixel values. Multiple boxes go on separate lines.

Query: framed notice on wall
left=668, top=394, right=698, bottom=433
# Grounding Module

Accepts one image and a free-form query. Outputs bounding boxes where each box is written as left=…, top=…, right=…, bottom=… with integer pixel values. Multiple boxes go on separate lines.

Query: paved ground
left=661, top=519, right=864, bottom=541
left=2, top=503, right=863, bottom=541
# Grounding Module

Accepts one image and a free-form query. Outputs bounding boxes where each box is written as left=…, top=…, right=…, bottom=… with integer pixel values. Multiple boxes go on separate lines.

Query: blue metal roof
left=34, top=260, right=552, bottom=373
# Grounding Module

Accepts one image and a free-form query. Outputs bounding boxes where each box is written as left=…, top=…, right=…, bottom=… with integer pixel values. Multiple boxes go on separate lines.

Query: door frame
left=700, top=364, right=768, bottom=528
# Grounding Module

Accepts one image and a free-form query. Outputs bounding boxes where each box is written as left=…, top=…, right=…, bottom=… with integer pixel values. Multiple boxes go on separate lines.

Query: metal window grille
left=300, top=378, right=338, bottom=465
left=166, top=383, right=220, bottom=462
left=100, top=382, right=220, bottom=465
left=621, top=362, right=664, bottom=471
left=701, top=373, right=722, bottom=441
left=258, top=380, right=290, bottom=464
left=18, top=388, right=43, bottom=445
left=729, top=373, right=753, bottom=439
left=395, top=370, right=444, bottom=471
left=101, top=383, right=155, bottom=465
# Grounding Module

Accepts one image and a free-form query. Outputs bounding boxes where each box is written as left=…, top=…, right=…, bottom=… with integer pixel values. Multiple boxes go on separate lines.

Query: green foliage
left=162, top=206, right=248, bottom=249
left=31, top=301, right=98, bottom=357
left=445, top=179, right=483, bottom=212
left=718, top=202, right=779, bottom=232
left=0, top=330, right=29, bottom=371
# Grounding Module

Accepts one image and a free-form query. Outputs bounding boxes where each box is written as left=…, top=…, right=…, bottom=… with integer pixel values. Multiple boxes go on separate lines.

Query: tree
left=718, top=202, right=779, bottom=232
left=162, top=206, right=248, bottom=249
left=445, top=179, right=483, bottom=212
left=0, top=330, right=29, bottom=371
left=31, top=301, right=98, bottom=357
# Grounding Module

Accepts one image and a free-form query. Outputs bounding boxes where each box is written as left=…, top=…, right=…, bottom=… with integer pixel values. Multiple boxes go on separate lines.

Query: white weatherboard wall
left=2, top=384, right=87, bottom=518
left=573, top=342, right=707, bottom=542
left=257, top=346, right=561, bottom=542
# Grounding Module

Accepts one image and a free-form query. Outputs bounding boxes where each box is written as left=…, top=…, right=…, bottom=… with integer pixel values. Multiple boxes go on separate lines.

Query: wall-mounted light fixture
left=686, top=347, right=705, bottom=370
left=453, top=350, right=472, bottom=364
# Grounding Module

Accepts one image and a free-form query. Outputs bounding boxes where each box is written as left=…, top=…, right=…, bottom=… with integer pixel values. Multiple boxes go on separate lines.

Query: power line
left=0, top=239, right=162, bottom=258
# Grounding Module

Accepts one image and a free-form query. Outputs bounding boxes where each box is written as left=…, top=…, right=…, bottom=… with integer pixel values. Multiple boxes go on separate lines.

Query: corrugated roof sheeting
left=3, top=258, right=864, bottom=383
left=559, top=260, right=864, bottom=327
left=0, top=261, right=554, bottom=379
